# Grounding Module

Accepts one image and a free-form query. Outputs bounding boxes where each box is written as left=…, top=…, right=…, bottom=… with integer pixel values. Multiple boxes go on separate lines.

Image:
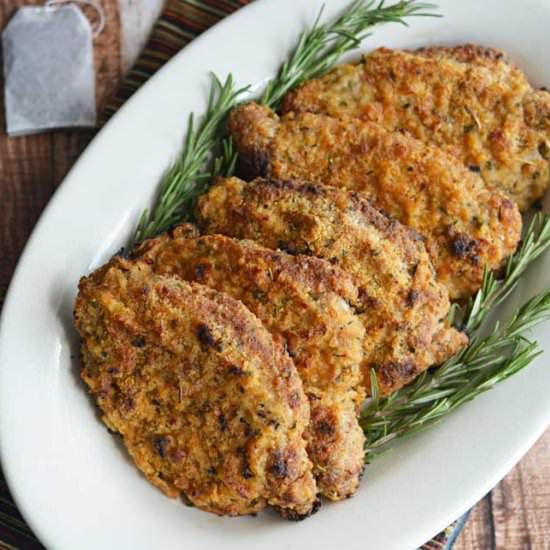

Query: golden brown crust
left=196, top=177, right=467, bottom=396
left=133, top=228, right=366, bottom=500
left=417, top=45, right=550, bottom=161
left=524, top=90, right=550, bottom=138
left=229, top=103, right=522, bottom=299
left=416, top=44, right=510, bottom=65
left=74, top=258, right=318, bottom=518
left=282, top=46, right=550, bottom=211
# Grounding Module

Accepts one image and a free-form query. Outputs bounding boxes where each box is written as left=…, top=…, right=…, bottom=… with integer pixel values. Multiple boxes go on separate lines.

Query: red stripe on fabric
left=163, top=11, right=212, bottom=32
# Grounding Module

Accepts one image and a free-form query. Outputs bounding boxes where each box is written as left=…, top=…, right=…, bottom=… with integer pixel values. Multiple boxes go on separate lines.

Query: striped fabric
left=0, top=475, right=43, bottom=550
left=100, top=0, right=251, bottom=123
left=0, top=1, right=468, bottom=548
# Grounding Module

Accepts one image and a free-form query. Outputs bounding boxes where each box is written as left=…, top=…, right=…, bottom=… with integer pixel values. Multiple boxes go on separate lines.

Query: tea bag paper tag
left=2, top=4, right=96, bottom=136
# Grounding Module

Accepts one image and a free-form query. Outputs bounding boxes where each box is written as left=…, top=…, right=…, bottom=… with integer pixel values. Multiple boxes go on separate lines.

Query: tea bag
left=2, top=3, right=98, bottom=135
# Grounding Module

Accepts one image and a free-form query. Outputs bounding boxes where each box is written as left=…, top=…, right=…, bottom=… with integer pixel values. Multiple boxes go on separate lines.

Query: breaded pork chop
left=229, top=103, right=522, bottom=300
left=282, top=46, right=550, bottom=210
left=419, top=45, right=550, bottom=152
left=196, top=177, right=467, bottom=396
left=133, top=226, right=366, bottom=500
left=74, top=258, right=318, bottom=519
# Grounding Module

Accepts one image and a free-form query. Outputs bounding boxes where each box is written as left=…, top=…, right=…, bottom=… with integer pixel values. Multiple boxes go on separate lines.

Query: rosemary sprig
left=211, top=136, right=238, bottom=181
left=133, top=75, right=249, bottom=243
left=261, top=0, right=439, bottom=109
left=463, top=213, right=550, bottom=333
left=361, top=288, right=550, bottom=461
left=361, top=216, right=550, bottom=459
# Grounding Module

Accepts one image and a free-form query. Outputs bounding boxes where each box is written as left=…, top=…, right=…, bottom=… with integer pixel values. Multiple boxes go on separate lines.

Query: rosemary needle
left=133, top=74, right=249, bottom=244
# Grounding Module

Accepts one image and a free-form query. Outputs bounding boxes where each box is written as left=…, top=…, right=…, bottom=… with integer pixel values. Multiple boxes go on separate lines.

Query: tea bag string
left=44, top=0, right=105, bottom=37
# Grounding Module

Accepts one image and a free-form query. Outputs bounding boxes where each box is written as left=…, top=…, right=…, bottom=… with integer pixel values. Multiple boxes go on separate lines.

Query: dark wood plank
left=493, top=429, right=550, bottom=549
left=455, top=494, right=495, bottom=550
left=456, top=428, right=550, bottom=550
left=91, top=0, right=123, bottom=112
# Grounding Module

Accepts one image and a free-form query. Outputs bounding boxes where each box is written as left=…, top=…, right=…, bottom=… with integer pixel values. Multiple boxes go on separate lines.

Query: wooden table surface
left=0, top=2, right=549, bottom=549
